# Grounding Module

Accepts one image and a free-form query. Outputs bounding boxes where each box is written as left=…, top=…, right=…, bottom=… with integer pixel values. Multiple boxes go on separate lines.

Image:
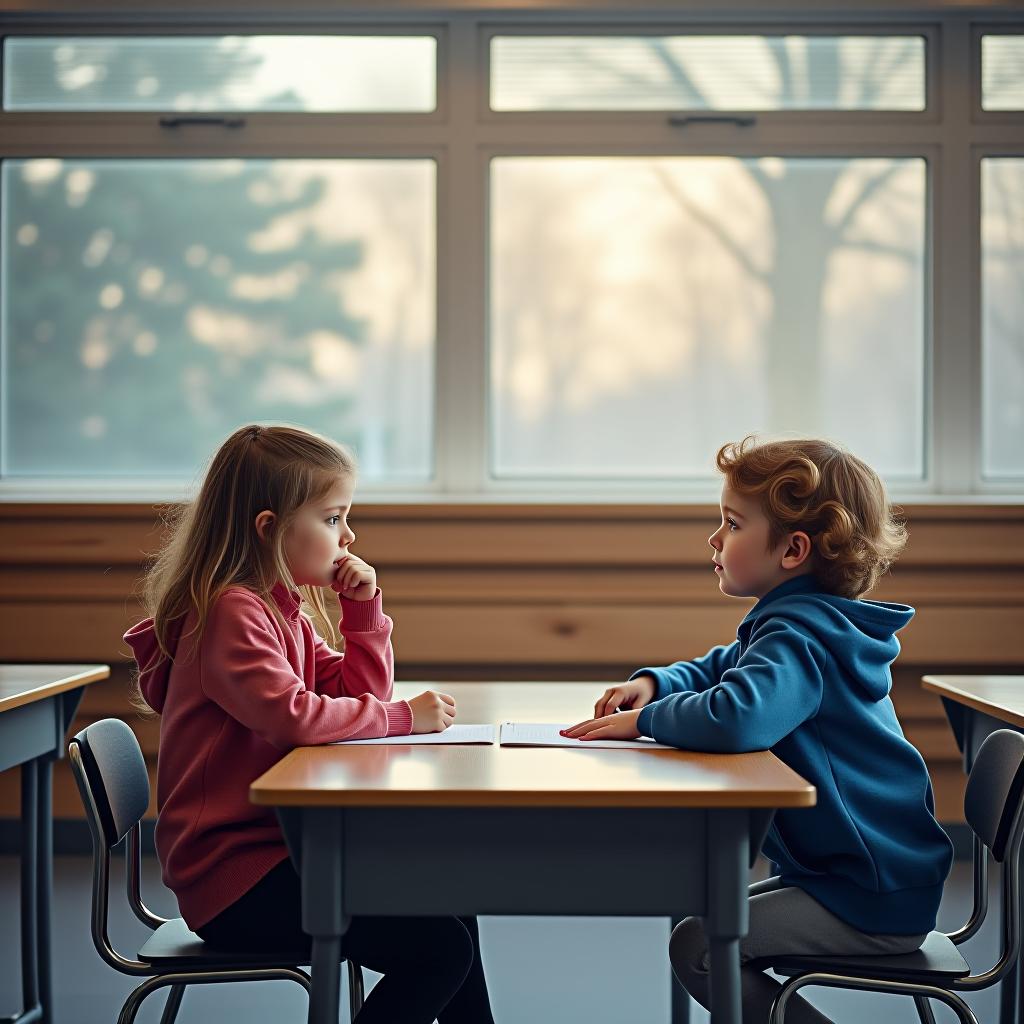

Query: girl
left=125, top=423, right=495, bottom=1024
left=564, top=436, right=953, bottom=1024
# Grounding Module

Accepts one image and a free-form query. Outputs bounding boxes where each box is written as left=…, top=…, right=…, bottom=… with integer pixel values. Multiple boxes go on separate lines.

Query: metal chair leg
left=118, top=968, right=312, bottom=1024
left=158, top=984, right=185, bottom=1024
left=770, top=973, right=979, bottom=1024
left=117, top=976, right=166, bottom=1024
left=914, top=994, right=938, bottom=1024
left=347, top=960, right=365, bottom=1020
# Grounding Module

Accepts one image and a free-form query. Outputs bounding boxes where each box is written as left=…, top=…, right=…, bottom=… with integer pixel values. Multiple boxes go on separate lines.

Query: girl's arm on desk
left=202, top=591, right=409, bottom=749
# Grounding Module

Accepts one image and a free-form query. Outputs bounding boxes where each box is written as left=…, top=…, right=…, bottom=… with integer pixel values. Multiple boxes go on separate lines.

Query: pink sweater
left=123, top=582, right=411, bottom=930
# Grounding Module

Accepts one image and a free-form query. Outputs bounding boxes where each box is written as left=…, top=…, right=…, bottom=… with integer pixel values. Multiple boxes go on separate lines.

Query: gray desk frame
left=0, top=686, right=87, bottom=1024
left=276, top=804, right=774, bottom=1024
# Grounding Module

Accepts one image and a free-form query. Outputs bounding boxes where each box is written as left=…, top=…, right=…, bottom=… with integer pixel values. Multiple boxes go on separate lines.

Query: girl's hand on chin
left=332, top=554, right=377, bottom=601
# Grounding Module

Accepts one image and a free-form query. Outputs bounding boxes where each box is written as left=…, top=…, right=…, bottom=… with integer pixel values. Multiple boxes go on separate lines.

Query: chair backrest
left=69, top=718, right=150, bottom=849
left=965, top=729, right=1024, bottom=863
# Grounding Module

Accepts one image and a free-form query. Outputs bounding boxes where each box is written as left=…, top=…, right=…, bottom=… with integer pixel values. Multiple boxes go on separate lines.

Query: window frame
left=0, top=8, right=1021, bottom=502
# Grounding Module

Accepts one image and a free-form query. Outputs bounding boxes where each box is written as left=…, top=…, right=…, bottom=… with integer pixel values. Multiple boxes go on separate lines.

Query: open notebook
left=499, top=722, right=675, bottom=750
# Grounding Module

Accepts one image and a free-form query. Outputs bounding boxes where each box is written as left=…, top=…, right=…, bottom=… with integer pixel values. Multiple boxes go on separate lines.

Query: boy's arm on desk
left=636, top=623, right=824, bottom=753
left=630, top=642, right=741, bottom=699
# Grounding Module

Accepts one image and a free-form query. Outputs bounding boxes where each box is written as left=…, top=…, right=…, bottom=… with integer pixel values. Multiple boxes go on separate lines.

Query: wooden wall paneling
left=1, top=502, right=1022, bottom=825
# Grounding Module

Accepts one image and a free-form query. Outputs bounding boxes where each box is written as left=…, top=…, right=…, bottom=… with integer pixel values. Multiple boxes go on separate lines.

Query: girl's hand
left=332, top=554, right=377, bottom=601
left=408, top=690, right=456, bottom=734
left=593, top=674, right=657, bottom=718
left=560, top=709, right=643, bottom=742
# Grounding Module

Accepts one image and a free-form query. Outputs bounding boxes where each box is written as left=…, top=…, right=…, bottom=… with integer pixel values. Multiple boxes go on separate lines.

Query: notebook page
left=499, top=722, right=674, bottom=750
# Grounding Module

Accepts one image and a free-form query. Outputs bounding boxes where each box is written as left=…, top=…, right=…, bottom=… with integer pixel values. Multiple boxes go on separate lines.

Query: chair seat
left=768, top=930, right=970, bottom=983
left=139, top=918, right=310, bottom=969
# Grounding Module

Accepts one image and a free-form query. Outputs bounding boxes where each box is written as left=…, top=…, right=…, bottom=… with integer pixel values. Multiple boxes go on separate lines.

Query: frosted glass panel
left=4, top=36, right=436, bottom=112
left=490, top=157, right=925, bottom=479
left=492, top=35, right=925, bottom=111
left=982, top=159, right=1024, bottom=479
left=1, top=159, right=435, bottom=480
left=982, top=36, right=1024, bottom=110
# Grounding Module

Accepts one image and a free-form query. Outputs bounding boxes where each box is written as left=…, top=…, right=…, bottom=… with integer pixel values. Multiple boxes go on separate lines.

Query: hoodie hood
left=738, top=575, right=914, bottom=702
left=124, top=616, right=179, bottom=714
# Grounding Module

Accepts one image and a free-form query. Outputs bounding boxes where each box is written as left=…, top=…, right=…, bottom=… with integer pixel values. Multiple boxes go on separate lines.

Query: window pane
left=491, top=35, right=925, bottom=111
left=3, top=36, right=436, bottom=112
left=982, top=159, right=1024, bottom=479
left=982, top=36, right=1024, bottom=111
left=1, top=159, right=435, bottom=480
left=491, top=157, right=925, bottom=480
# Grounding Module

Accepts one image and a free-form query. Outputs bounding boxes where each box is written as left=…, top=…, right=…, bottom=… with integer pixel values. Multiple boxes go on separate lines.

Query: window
left=0, top=12, right=1022, bottom=498
left=491, top=34, right=925, bottom=111
left=3, top=36, right=436, bottom=112
left=981, top=34, right=1024, bottom=110
left=2, top=158, right=435, bottom=481
left=491, top=156, right=925, bottom=479
left=981, top=158, right=1024, bottom=479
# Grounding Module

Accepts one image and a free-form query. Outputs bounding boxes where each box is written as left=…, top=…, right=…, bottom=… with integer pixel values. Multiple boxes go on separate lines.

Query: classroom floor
left=0, top=855, right=1003, bottom=1024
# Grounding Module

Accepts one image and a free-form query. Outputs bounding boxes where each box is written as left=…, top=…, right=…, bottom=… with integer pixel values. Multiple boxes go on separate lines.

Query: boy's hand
left=560, top=709, right=643, bottom=742
left=593, top=674, right=657, bottom=718
left=332, top=554, right=377, bottom=601
left=408, top=690, right=456, bottom=734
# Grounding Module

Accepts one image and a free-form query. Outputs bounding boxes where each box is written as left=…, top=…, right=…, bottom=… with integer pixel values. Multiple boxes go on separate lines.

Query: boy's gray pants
left=670, top=876, right=929, bottom=1024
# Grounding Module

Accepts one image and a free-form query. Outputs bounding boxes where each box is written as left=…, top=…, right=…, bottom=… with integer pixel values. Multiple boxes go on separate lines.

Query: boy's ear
left=781, top=531, right=812, bottom=570
left=254, top=510, right=276, bottom=544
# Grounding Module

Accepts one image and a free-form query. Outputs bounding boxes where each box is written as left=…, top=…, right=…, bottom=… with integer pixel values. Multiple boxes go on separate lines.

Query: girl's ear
left=254, top=510, right=276, bottom=544
left=781, top=531, right=812, bottom=570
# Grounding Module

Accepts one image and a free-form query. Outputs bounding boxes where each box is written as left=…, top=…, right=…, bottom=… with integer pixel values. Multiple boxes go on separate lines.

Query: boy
left=564, top=437, right=953, bottom=1024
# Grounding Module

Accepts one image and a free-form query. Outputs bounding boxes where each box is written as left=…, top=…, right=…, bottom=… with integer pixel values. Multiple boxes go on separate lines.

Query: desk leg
left=706, top=811, right=747, bottom=1024
left=301, top=810, right=349, bottom=1024
left=20, top=760, right=41, bottom=1022
left=36, top=757, right=54, bottom=1024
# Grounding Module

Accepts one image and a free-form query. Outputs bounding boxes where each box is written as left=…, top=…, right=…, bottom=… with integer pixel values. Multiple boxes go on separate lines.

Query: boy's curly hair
left=716, top=436, right=907, bottom=599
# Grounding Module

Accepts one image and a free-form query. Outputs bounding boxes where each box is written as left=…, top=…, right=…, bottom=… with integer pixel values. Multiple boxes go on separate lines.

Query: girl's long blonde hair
left=133, top=424, right=357, bottom=711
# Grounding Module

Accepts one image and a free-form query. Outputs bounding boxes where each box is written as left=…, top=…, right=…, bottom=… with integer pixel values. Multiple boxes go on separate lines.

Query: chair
left=68, top=718, right=365, bottom=1024
left=764, top=727, right=1024, bottom=1024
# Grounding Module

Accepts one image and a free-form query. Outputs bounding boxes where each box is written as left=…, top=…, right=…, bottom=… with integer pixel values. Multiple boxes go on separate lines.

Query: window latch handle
left=668, top=115, right=756, bottom=128
left=159, top=115, right=246, bottom=129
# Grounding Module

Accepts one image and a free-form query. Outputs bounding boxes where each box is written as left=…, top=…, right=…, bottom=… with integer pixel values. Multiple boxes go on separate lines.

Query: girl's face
left=283, top=476, right=356, bottom=588
left=708, top=484, right=802, bottom=600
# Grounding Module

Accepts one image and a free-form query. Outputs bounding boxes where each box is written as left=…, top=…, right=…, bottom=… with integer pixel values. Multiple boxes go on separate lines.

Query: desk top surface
left=0, top=663, right=110, bottom=715
left=922, top=675, right=1024, bottom=729
left=251, top=682, right=816, bottom=809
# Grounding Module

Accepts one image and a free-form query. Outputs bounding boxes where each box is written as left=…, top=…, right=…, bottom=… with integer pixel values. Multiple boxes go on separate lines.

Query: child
left=563, top=436, right=953, bottom=1024
left=125, top=423, right=495, bottom=1024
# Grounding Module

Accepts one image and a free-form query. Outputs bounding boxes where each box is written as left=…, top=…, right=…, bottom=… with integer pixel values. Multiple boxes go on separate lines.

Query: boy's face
left=708, top=484, right=808, bottom=600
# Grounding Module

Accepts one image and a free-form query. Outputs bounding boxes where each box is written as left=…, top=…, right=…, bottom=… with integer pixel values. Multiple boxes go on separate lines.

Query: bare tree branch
left=650, top=165, right=769, bottom=283
left=648, top=38, right=708, bottom=107
left=830, top=161, right=908, bottom=239
left=835, top=239, right=919, bottom=260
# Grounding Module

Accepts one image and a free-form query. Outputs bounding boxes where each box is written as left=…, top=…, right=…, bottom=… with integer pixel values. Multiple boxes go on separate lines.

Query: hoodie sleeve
left=630, top=642, right=741, bottom=700
left=310, top=590, right=411, bottom=735
left=200, top=591, right=410, bottom=749
left=636, top=619, right=825, bottom=752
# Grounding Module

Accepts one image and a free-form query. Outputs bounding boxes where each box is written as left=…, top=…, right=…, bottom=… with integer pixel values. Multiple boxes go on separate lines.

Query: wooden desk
left=251, top=682, right=815, bottom=1024
left=923, top=674, right=1024, bottom=1024
left=0, top=664, right=109, bottom=1024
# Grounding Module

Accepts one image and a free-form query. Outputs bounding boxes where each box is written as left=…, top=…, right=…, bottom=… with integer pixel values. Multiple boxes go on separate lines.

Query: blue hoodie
left=635, top=575, right=953, bottom=935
